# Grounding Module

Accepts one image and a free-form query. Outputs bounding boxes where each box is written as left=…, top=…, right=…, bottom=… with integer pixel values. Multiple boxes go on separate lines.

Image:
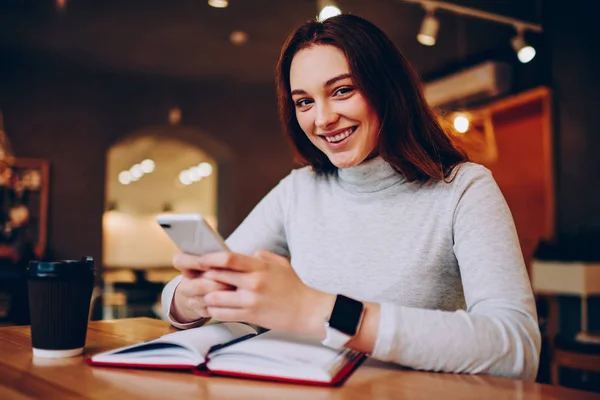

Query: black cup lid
left=28, top=256, right=95, bottom=278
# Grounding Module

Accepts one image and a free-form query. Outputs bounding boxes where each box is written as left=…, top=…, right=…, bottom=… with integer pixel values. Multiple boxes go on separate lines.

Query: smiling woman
left=161, top=14, right=541, bottom=382
left=276, top=15, right=467, bottom=180
left=289, top=48, right=379, bottom=169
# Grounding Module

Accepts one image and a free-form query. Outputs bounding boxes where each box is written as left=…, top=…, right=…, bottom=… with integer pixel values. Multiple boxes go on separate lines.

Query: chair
left=552, top=333, right=600, bottom=391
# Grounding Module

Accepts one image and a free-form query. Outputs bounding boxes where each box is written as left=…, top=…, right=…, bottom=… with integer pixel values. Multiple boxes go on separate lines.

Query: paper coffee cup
left=27, top=257, right=95, bottom=358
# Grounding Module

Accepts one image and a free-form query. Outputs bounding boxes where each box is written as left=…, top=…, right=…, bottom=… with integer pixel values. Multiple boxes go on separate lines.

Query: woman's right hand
left=170, top=253, right=233, bottom=323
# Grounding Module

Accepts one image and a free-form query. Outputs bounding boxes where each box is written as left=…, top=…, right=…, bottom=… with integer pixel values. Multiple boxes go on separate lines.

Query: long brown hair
left=276, top=14, right=468, bottom=182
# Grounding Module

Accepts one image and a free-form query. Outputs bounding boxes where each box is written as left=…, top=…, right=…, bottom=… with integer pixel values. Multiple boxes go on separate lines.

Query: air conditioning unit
left=423, top=61, right=512, bottom=108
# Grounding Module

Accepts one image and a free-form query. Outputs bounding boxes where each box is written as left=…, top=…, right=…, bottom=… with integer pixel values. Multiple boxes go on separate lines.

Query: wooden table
left=0, top=318, right=598, bottom=400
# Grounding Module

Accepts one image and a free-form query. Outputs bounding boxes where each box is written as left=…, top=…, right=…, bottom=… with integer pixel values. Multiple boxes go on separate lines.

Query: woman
left=161, top=14, right=541, bottom=380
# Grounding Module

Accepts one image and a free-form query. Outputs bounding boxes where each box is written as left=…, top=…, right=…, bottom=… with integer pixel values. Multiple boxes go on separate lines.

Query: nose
left=314, top=100, right=339, bottom=130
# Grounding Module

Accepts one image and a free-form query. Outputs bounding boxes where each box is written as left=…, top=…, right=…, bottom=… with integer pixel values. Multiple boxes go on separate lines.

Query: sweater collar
left=337, top=156, right=405, bottom=193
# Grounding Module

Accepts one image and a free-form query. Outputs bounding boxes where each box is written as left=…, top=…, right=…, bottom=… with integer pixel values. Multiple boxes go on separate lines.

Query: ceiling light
left=56, top=0, right=67, bottom=11
left=197, top=162, right=213, bottom=177
left=140, top=159, right=155, bottom=174
left=130, top=164, right=144, bottom=179
left=405, top=0, right=542, bottom=53
left=417, top=8, right=439, bottom=46
left=230, top=30, right=249, bottom=46
left=118, top=171, right=132, bottom=185
left=318, top=6, right=341, bottom=21
left=453, top=114, right=470, bottom=134
left=168, top=107, right=182, bottom=125
left=317, top=0, right=341, bottom=21
left=208, top=0, right=228, bottom=8
left=189, top=167, right=203, bottom=182
left=511, top=31, right=536, bottom=63
left=179, top=171, right=193, bottom=185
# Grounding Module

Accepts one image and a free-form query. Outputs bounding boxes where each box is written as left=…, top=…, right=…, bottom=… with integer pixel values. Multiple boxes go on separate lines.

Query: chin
left=328, top=153, right=365, bottom=169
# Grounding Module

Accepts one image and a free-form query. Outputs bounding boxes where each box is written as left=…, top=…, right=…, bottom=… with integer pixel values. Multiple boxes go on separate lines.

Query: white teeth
left=324, top=127, right=354, bottom=143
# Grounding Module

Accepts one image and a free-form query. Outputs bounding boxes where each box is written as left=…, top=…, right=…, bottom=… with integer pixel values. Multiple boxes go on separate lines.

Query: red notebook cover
left=86, top=357, right=195, bottom=371
left=86, top=352, right=366, bottom=387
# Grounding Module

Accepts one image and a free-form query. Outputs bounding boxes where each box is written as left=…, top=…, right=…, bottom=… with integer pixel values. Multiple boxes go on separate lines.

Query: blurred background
left=0, top=0, right=598, bottom=391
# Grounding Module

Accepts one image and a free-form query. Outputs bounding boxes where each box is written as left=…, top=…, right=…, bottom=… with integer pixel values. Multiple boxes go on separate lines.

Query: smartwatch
left=321, top=294, right=365, bottom=349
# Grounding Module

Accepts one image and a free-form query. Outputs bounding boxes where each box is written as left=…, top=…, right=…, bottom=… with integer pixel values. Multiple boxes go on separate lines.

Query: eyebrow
left=290, top=73, right=353, bottom=96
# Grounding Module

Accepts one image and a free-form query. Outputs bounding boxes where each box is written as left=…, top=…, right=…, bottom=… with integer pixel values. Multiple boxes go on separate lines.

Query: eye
left=333, top=86, right=355, bottom=97
left=294, top=98, right=313, bottom=108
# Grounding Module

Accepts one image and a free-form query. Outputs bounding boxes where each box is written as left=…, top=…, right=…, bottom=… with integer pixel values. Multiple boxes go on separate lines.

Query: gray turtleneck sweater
left=161, top=157, right=541, bottom=380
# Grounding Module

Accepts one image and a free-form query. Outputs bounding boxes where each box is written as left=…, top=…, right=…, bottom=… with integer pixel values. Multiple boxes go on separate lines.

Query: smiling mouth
left=321, top=126, right=357, bottom=144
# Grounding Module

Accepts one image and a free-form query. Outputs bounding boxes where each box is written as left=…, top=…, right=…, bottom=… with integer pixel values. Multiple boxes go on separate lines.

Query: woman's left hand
left=198, top=250, right=334, bottom=337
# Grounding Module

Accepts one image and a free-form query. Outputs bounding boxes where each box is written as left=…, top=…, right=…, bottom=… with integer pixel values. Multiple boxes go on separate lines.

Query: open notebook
left=87, top=322, right=365, bottom=386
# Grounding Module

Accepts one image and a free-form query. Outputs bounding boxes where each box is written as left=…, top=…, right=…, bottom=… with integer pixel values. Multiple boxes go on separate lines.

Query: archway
left=101, top=125, right=234, bottom=318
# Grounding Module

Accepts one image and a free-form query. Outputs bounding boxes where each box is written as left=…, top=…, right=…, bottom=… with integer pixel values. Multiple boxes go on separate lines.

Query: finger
left=179, top=277, right=230, bottom=297
left=191, top=277, right=234, bottom=295
left=175, top=295, right=209, bottom=319
left=197, top=252, right=264, bottom=272
left=177, top=279, right=201, bottom=297
left=173, top=253, right=209, bottom=276
left=204, top=290, right=255, bottom=309
left=187, top=301, right=209, bottom=319
left=206, top=307, right=248, bottom=322
left=181, top=269, right=201, bottom=279
left=203, top=270, right=255, bottom=289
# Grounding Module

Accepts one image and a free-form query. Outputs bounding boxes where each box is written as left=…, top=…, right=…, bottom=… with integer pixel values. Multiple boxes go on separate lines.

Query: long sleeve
left=159, top=275, right=209, bottom=329
left=224, top=173, right=291, bottom=257
left=160, top=173, right=291, bottom=328
left=371, top=168, right=541, bottom=380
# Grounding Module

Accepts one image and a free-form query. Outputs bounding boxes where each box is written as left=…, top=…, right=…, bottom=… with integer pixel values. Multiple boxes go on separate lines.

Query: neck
left=336, top=156, right=404, bottom=193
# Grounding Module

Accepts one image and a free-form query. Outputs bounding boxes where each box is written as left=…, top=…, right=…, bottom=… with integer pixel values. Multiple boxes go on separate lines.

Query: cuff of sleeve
left=161, top=275, right=210, bottom=330
left=371, top=302, right=397, bottom=360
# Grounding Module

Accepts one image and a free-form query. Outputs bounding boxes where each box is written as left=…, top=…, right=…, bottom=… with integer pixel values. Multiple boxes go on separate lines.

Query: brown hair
left=275, top=14, right=468, bottom=182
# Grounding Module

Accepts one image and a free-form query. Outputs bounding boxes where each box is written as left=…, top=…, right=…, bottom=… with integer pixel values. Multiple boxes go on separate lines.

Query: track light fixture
left=511, top=28, right=536, bottom=64
left=208, top=0, right=228, bottom=8
left=402, top=0, right=542, bottom=60
left=317, top=0, right=341, bottom=21
left=417, top=5, right=439, bottom=46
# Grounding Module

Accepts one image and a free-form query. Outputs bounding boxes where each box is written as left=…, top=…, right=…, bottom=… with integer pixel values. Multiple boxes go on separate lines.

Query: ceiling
left=0, top=0, right=542, bottom=83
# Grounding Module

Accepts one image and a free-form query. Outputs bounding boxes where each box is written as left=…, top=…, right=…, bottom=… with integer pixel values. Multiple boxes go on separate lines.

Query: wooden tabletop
left=0, top=318, right=598, bottom=400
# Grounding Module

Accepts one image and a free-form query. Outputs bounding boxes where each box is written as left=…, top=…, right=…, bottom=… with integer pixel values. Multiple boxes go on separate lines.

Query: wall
left=454, top=88, right=553, bottom=272
left=544, top=1, right=600, bottom=252
left=485, top=94, right=552, bottom=270
left=0, top=48, right=294, bottom=269
left=542, top=5, right=600, bottom=389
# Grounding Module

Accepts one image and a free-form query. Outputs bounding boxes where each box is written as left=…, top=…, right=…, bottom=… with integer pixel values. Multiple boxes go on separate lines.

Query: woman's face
left=289, top=45, right=380, bottom=169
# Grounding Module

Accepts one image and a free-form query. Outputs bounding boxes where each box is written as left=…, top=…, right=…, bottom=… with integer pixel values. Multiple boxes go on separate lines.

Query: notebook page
left=209, top=331, right=350, bottom=373
left=95, top=346, right=199, bottom=366
left=91, top=322, right=256, bottom=365
left=153, top=322, right=256, bottom=358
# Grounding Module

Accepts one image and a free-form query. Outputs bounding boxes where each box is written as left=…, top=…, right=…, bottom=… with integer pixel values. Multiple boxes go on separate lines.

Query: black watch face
left=329, top=295, right=364, bottom=336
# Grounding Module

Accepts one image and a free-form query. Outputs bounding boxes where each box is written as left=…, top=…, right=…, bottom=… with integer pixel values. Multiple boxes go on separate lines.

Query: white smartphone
left=156, top=213, right=229, bottom=256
